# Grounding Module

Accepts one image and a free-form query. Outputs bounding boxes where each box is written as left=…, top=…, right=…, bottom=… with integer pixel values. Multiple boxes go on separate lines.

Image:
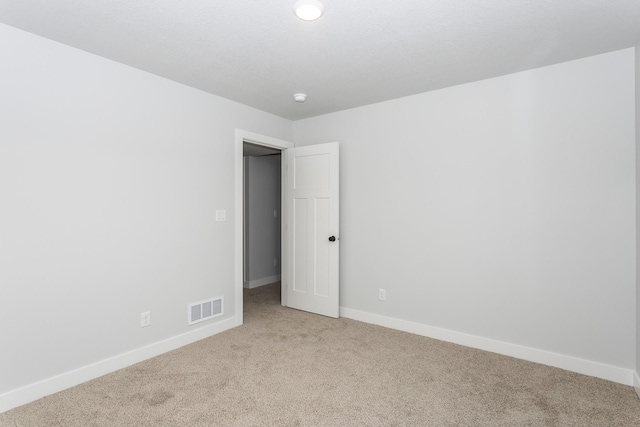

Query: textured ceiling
left=1, top=1, right=639, bottom=120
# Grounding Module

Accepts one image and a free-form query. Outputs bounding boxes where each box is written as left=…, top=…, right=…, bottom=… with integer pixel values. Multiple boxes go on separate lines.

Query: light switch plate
left=216, top=210, right=226, bottom=221
left=141, top=311, right=151, bottom=327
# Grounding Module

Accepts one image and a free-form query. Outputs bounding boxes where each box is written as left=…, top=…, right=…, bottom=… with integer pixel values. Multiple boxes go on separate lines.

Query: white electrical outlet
left=141, top=311, right=151, bottom=327
left=379, top=289, right=386, bottom=301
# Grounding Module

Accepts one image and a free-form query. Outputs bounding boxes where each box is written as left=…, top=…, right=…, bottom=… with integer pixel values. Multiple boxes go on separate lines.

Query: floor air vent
left=188, top=297, right=223, bottom=325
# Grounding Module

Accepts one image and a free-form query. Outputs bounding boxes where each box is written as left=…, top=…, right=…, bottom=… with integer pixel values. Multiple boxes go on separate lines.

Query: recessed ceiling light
left=293, top=0, right=324, bottom=21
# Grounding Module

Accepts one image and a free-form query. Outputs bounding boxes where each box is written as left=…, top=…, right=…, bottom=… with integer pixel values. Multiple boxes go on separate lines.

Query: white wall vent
left=188, top=297, right=223, bottom=326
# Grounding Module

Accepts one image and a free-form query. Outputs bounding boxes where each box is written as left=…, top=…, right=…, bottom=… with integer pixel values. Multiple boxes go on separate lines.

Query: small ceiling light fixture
left=293, top=0, right=324, bottom=21
left=293, top=93, right=307, bottom=103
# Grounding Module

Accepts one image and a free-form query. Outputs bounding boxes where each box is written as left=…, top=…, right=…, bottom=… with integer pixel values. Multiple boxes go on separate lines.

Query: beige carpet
left=2, top=282, right=640, bottom=426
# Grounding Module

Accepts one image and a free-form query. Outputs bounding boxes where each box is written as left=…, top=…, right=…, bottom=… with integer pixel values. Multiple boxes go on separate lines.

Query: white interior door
left=285, top=142, right=339, bottom=318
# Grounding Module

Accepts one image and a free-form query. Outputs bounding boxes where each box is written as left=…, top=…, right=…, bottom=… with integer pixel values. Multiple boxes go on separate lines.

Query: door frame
left=234, top=129, right=293, bottom=326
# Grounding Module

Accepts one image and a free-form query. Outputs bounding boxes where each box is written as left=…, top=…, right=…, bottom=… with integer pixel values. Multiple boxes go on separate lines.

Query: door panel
left=314, top=198, right=330, bottom=297
left=294, top=153, right=330, bottom=189
left=293, top=198, right=308, bottom=293
left=285, top=142, right=339, bottom=318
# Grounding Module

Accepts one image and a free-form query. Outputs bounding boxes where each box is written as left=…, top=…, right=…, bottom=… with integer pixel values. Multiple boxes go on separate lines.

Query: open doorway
left=234, top=130, right=294, bottom=327
left=234, top=130, right=340, bottom=323
left=243, top=142, right=281, bottom=290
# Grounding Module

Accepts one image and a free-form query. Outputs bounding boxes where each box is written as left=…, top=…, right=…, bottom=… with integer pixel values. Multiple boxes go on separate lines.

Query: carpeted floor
left=2, top=282, right=640, bottom=426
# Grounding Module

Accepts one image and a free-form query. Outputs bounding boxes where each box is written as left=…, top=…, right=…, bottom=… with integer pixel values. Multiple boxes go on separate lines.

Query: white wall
left=294, top=49, right=636, bottom=376
left=0, top=23, right=292, bottom=402
left=244, top=155, right=282, bottom=288
left=635, top=41, right=640, bottom=394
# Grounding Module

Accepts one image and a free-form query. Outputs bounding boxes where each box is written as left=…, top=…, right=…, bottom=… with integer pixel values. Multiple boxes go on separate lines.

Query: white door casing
left=284, top=142, right=339, bottom=318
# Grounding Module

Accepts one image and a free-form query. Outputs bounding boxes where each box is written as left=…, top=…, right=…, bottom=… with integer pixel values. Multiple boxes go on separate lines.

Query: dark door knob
left=328, top=236, right=336, bottom=242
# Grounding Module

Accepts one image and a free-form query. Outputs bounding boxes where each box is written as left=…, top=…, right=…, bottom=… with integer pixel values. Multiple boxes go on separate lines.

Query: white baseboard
left=340, top=307, right=633, bottom=386
left=244, top=275, right=281, bottom=289
left=634, top=372, right=640, bottom=399
left=0, top=316, right=237, bottom=414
